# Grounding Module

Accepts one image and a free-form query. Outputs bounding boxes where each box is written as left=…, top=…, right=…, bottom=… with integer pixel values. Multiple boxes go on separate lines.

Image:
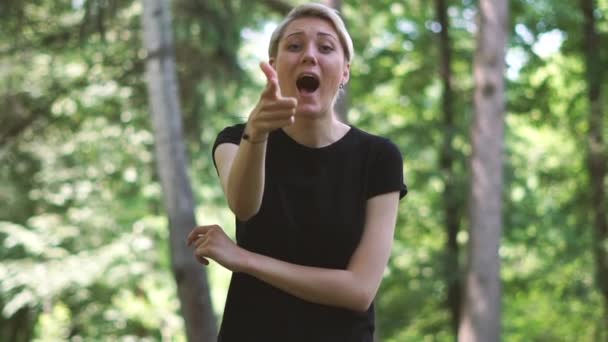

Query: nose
left=300, top=43, right=318, bottom=65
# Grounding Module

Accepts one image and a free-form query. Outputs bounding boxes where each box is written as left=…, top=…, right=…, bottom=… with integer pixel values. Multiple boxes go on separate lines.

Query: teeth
left=298, top=73, right=318, bottom=80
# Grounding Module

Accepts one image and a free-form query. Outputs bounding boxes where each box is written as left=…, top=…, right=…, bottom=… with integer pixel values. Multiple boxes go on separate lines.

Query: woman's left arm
left=187, top=191, right=400, bottom=313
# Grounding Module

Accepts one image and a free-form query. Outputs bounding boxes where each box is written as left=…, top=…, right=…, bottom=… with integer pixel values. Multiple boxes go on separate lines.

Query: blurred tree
left=434, top=0, right=463, bottom=337
left=1, top=0, right=607, bottom=340
left=460, top=0, right=508, bottom=341
left=258, top=0, right=292, bottom=14
left=0, top=0, right=258, bottom=340
left=141, top=0, right=216, bottom=341
left=322, top=0, right=350, bottom=122
left=580, top=0, right=608, bottom=337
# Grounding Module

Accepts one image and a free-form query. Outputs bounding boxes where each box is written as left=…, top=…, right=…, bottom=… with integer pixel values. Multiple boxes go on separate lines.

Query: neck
left=282, top=111, right=349, bottom=148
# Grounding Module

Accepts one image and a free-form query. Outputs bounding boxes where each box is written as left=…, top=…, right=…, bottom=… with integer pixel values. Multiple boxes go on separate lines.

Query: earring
left=339, top=83, right=344, bottom=89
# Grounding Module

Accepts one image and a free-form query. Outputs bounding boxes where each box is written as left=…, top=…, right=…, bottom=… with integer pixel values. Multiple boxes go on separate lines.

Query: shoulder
left=349, top=126, right=408, bottom=199
left=213, top=123, right=245, bottom=150
left=211, top=123, right=246, bottom=170
left=349, top=126, right=402, bottom=157
left=217, top=123, right=246, bottom=140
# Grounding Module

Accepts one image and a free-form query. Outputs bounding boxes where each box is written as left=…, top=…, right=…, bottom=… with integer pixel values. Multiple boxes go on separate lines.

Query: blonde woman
left=187, top=3, right=407, bottom=341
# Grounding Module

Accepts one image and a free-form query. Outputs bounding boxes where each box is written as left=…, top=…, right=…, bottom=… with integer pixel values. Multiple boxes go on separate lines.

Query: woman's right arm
left=214, top=140, right=267, bottom=221
left=214, top=62, right=296, bottom=221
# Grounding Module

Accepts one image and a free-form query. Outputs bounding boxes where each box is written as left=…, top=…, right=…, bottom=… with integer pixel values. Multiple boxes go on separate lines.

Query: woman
left=187, top=3, right=407, bottom=341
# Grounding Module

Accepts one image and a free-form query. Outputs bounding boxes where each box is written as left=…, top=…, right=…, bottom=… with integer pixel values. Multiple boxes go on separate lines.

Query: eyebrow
left=285, top=31, right=339, bottom=41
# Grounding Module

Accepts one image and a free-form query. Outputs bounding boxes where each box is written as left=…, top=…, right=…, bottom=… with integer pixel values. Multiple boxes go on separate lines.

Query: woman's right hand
left=244, top=62, right=297, bottom=141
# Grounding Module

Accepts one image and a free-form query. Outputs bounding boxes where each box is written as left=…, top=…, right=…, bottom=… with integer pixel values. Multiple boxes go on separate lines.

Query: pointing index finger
left=260, top=61, right=281, bottom=98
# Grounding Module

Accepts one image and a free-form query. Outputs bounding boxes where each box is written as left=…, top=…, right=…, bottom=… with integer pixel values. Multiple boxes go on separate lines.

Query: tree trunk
left=580, top=0, right=608, bottom=338
left=459, top=0, right=508, bottom=341
left=0, top=307, right=35, bottom=342
left=259, top=0, right=292, bottom=15
left=322, top=0, right=349, bottom=123
left=435, top=0, right=462, bottom=338
left=141, top=1, right=217, bottom=341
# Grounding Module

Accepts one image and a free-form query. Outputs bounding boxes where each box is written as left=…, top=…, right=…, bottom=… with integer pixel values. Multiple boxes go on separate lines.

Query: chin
left=295, top=108, right=323, bottom=119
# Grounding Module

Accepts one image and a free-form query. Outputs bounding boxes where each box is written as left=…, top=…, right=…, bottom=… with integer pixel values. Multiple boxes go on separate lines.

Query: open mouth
left=296, top=74, right=320, bottom=94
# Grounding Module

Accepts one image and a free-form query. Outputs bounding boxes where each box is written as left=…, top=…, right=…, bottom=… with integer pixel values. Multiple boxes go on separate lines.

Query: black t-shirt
left=212, top=123, right=407, bottom=342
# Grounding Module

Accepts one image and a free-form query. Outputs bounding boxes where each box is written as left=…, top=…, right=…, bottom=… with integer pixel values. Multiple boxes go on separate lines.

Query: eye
left=319, top=44, right=334, bottom=53
left=287, top=43, right=301, bottom=51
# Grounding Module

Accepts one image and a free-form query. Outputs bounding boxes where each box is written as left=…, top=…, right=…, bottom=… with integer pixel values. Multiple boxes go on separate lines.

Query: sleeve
left=211, top=123, right=245, bottom=173
left=366, top=138, right=408, bottom=200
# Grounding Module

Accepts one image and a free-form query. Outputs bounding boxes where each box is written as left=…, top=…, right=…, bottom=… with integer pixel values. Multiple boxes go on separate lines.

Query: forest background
left=1, top=0, right=607, bottom=341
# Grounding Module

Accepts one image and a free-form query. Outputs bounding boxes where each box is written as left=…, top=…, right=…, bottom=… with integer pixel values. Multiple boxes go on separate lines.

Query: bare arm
left=188, top=191, right=400, bottom=312
left=215, top=62, right=295, bottom=221
left=215, top=142, right=266, bottom=221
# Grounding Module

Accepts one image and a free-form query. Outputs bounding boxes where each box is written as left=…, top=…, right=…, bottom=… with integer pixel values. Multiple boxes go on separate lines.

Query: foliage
left=0, top=0, right=606, bottom=340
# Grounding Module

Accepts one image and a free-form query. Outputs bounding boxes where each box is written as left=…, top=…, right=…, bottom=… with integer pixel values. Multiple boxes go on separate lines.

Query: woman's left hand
left=186, top=224, right=246, bottom=272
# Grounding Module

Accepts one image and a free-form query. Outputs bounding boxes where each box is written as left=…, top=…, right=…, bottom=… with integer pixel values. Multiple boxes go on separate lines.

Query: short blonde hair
left=268, top=3, right=354, bottom=63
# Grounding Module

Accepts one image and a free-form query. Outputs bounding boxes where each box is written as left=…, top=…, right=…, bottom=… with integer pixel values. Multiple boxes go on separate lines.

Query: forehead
left=283, top=17, right=339, bottom=39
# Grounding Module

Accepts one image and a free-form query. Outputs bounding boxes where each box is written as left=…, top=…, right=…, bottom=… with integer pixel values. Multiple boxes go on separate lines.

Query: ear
left=342, top=62, right=350, bottom=86
left=269, top=58, right=276, bottom=68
